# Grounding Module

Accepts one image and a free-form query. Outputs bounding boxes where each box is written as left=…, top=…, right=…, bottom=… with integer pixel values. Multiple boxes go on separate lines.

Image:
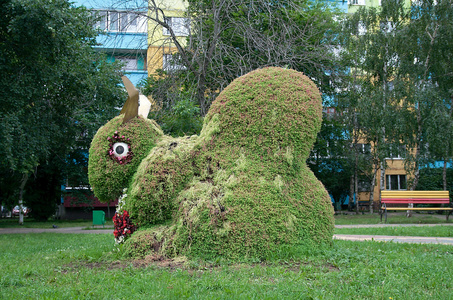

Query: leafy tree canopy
left=0, top=0, right=124, bottom=215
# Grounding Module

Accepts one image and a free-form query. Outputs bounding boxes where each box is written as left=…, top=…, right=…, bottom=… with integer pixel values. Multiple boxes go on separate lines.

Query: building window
left=350, top=0, right=366, bottom=5
left=163, top=17, right=190, bottom=36
left=120, top=12, right=138, bottom=31
left=110, top=54, right=146, bottom=71
left=163, top=53, right=185, bottom=71
left=117, top=57, right=138, bottom=70
left=93, top=10, right=146, bottom=33
left=386, top=174, right=407, bottom=190
left=380, top=21, right=395, bottom=33
left=358, top=179, right=371, bottom=193
left=387, top=144, right=406, bottom=159
left=356, top=143, right=371, bottom=154
left=358, top=21, right=367, bottom=35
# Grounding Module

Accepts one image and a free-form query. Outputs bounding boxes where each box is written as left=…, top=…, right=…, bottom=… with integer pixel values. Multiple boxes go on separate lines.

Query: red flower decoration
left=113, top=210, right=136, bottom=241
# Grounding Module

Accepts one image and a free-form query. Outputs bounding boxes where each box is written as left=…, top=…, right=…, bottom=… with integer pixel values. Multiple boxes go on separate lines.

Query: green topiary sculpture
left=88, top=67, right=334, bottom=260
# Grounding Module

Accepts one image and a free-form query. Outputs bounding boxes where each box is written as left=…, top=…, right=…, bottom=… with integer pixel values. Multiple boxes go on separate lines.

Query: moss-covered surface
left=123, top=135, right=197, bottom=226
left=90, top=67, right=334, bottom=260
left=88, top=115, right=163, bottom=202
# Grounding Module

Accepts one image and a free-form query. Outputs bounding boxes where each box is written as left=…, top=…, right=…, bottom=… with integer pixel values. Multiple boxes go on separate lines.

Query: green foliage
left=0, top=169, right=21, bottom=210
left=90, top=67, right=334, bottom=260
left=0, top=0, right=125, bottom=214
left=159, top=99, right=203, bottom=137
left=416, top=167, right=453, bottom=200
left=141, top=71, right=203, bottom=137
left=336, top=225, right=453, bottom=237
left=309, top=116, right=353, bottom=206
left=338, top=0, right=453, bottom=190
left=0, top=0, right=124, bottom=173
left=23, top=161, right=59, bottom=221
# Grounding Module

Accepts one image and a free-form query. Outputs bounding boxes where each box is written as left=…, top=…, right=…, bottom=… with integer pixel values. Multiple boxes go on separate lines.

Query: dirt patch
left=65, top=257, right=339, bottom=274
left=64, top=255, right=187, bottom=273
left=132, top=254, right=186, bottom=269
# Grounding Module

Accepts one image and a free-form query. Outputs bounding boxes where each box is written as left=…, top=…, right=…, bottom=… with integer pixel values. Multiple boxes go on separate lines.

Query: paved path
left=336, top=223, right=453, bottom=228
left=333, top=234, right=453, bottom=245
left=333, top=223, right=453, bottom=245
left=1, top=224, right=453, bottom=245
left=0, top=226, right=113, bottom=235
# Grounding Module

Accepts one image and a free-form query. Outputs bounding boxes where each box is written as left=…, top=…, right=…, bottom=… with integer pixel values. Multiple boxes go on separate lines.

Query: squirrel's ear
left=138, top=95, right=151, bottom=118
left=121, top=76, right=139, bottom=124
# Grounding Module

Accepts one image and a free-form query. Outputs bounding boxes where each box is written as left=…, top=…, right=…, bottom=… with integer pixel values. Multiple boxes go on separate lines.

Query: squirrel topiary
left=88, top=67, right=334, bottom=260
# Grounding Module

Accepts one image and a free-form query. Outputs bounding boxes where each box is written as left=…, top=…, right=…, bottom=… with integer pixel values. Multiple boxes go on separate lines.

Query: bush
left=417, top=167, right=453, bottom=202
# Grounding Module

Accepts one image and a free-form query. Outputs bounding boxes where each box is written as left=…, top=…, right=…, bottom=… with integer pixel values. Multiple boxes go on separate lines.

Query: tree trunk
left=408, top=114, right=423, bottom=217
left=378, top=160, right=385, bottom=215
left=352, top=110, right=359, bottom=214
left=18, top=173, right=29, bottom=225
left=354, top=154, right=359, bottom=214
left=369, top=166, right=378, bottom=214
left=349, top=175, right=354, bottom=211
left=445, top=95, right=453, bottom=192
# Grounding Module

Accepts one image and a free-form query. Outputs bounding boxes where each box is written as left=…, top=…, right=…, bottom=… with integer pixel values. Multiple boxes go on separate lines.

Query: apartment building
left=147, top=0, right=189, bottom=75
left=73, top=0, right=148, bottom=86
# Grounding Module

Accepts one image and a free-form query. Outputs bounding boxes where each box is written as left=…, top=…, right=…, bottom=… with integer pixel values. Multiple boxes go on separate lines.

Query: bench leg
left=406, top=203, right=413, bottom=217
left=380, top=204, right=387, bottom=223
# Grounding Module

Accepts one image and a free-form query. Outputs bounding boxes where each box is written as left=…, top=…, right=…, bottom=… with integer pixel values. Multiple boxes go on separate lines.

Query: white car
left=12, top=206, right=30, bottom=217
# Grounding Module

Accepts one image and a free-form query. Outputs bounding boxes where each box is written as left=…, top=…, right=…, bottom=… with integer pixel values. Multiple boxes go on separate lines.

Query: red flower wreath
left=107, top=131, right=133, bottom=165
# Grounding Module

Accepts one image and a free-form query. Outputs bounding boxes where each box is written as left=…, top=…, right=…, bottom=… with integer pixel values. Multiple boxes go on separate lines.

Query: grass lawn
left=0, top=218, right=113, bottom=229
left=334, top=211, right=453, bottom=225
left=335, top=225, right=453, bottom=237
left=0, top=233, right=452, bottom=299
left=334, top=212, right=453, bottom=237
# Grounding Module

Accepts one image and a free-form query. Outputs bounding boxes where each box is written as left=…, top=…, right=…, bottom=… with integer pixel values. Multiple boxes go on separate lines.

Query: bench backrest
left=381, top=190, right=450, bottom=204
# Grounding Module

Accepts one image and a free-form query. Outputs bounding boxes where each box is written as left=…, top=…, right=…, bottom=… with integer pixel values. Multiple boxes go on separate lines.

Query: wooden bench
left=380, top=190, right=452, bottom=222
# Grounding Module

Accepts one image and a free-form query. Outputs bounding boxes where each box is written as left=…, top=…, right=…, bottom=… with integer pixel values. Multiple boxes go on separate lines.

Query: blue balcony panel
left=123, top=71, right=148, bottom=87
left=96, top=33, right=147, bottom=51
left=73, top=0, right=144, bottom=10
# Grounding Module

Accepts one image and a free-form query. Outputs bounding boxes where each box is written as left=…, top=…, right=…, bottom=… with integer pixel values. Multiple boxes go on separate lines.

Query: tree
left=397, top=0, right=453, bottom=190
left=339, top=0, right=453, bottom=215
left=0, top=0, right=124, bottom=222
left=142, top=0, right=343, bottom=116
left=338, top=0, right=415, bottom=212
left=309, top=114, right=353, bottom=211
left=141, top=70, right=203, bottom=137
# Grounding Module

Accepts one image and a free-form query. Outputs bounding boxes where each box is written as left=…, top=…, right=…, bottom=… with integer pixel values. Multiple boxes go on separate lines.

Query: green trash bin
left=92, top=210, right=105, bottom=228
